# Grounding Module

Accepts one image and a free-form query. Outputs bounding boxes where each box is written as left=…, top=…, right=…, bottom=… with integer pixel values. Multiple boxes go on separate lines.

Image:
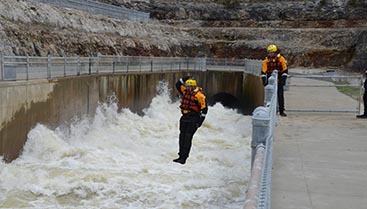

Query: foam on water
left=0, top=81, right=252, bottom=209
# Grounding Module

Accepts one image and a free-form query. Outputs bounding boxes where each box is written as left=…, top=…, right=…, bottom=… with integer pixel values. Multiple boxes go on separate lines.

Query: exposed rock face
left=0, top=0, right=197, bottom=57
left=0, top=0, right=366, bottom=72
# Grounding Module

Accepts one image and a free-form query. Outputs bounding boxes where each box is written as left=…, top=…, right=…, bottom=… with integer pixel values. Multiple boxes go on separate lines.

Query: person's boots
left=356, top=113, right=367, bottom=119
left=173, top=157, right=186, bottom=164
left=280, top=111, right=287, bottom=117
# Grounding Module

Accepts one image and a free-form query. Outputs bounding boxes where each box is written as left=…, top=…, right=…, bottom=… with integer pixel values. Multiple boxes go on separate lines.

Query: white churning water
left=0, top=81, right=252, bottom=209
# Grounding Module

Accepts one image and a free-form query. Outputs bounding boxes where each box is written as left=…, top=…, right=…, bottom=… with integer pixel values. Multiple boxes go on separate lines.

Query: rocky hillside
left=0, top=0, right=366, bottom=72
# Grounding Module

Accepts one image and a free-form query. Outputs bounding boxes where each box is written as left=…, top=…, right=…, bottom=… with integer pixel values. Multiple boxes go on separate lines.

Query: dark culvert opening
left=207, top=92, right=247, bottom=114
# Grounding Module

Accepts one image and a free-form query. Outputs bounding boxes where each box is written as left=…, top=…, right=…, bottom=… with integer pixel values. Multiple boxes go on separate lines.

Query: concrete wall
left=201, top=71, right=264, bottom=114
left=0, top=71, right=264, bottom=162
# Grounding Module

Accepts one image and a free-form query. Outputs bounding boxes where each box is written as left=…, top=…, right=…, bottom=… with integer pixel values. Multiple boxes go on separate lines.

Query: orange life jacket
left=266, top=56, right=283, bottom=74
left=180, top=89, right=201, bottom=113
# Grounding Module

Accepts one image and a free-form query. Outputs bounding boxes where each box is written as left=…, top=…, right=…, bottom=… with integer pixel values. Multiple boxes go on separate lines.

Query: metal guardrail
left=0, top=55, right=261, bottom=81
left=243, top=71, right=364, bottom=209
left=29, top=0, right=150, bottom=22
left=245, top=71, right=278, bottom=209
left=206, top=58, right=261, bottom=75
left=286, top=74, right=363, bottom=113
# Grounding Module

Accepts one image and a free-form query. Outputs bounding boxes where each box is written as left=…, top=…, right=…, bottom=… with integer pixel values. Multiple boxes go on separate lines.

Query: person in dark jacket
left=356, top=70, right=367, bottom=119
left=173, top=76, right=208, bottom=164
left=261, top=44, right=289, bottom=117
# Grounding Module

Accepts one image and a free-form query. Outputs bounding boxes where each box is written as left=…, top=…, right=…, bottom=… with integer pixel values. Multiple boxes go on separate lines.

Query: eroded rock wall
left=0, top=0, right=366, bottom=71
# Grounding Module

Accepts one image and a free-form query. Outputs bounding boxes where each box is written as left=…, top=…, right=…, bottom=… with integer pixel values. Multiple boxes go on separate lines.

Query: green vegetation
left=335, top=82, right=362, bottom=101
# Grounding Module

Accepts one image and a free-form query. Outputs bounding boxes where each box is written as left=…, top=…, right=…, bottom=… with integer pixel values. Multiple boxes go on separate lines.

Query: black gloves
left=263, top=72, right=288, bottom=86
left=197, top=113, right=206, bottom=128
left=262, top=76, right=268, bottom=86
left=280, top=74, right=287, bottom=86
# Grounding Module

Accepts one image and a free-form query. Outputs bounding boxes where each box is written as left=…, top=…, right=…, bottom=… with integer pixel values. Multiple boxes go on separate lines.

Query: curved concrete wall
left=0, top=71, right=264, bottom=162
left=201, top=71, right=264, bottom=114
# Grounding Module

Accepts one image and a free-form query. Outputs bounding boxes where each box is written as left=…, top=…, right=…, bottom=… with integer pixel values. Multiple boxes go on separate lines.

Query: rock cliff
left=0, top=0, right=366, bottom=72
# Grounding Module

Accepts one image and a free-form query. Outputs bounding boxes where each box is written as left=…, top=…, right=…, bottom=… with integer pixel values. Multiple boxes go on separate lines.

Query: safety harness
left=266, top=55, right=283, bottom=74
left=180, top=89, right=201, bottom=113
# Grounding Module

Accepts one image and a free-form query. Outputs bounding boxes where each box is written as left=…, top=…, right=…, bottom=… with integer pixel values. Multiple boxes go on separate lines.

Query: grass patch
left=335, top=82, right=362, bottom=100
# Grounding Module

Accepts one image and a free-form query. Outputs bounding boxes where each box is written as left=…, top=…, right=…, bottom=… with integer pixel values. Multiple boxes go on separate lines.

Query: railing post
left=26, top=56, right=29, bottom=80
left=160, top=58, right=163, bottom=72
left=0, top=53, right=3, bottom=81
left=271, top=70, right=278, bottom=111
left=126, top=56, right=129, bottom=73
left=150, top=59, right=153, bottom=72
left=64, top=56, right=67, bottom=77
left=264, top=79, right=275, bottom=105
left=112, top=56, right=116, bottom=73
left=88, top=57, right=92, bottom=75
left=251, top=106, right=270, bottom=168
left=203, top=57, right=207, bottom=71
left=97, top=53, right=101, bottom=74
left=77, top=56, right=81, bottom=76
left=139, top=56, right=142, bottom=72
left=47, top=55, right=51, bottom=79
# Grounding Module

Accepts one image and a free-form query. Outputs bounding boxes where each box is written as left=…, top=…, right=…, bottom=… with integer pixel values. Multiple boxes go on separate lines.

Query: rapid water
left=0, top=82, right=252, bottom=209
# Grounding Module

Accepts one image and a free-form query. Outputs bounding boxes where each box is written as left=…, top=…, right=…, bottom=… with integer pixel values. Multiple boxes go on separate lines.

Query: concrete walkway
left=271, top=77, right=367, bottom=209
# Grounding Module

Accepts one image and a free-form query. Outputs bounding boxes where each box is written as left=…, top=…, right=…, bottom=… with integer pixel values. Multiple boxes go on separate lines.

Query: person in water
left=173, top=76, right=208, bottom=164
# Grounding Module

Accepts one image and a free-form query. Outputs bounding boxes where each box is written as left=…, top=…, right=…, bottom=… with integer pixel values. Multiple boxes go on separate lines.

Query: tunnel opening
left=208, top=92, right=246, bottom=114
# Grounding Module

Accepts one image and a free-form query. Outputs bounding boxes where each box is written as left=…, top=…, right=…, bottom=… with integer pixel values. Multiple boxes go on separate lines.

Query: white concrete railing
left=244, top=71, right=278, bottom=209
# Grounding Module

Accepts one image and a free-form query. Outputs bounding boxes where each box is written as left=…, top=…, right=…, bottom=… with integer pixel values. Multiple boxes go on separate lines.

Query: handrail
left=0, top=55, right=261, bottom=81
left=244, top=144, right=265, bottom=209
left=290, top=74, right=361, bottom=79
left=245, top=71, right=278, bottom=209
left=286, top=74, right=362, bottom=113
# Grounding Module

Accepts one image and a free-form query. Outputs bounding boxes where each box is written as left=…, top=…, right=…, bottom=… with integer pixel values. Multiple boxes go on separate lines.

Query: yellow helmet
left=267, top=44, right=278, bottom=52
left=185, top=79, right=197, bottom=87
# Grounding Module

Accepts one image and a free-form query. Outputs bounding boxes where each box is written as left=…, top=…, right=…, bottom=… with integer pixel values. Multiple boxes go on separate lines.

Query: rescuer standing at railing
left=173, top=76, right=208, bottom=164
left=356, top=70, right=367, bottom=119
left=261, top=44, right=289, bottom=117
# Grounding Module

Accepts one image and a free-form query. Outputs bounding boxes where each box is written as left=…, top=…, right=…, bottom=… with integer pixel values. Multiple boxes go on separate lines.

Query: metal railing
left=206, top=58, right=261, bottom=75
left=244, top=71, right=278, bottom=209
left=0, top=55, right=261, bottom=81
left=286, top=74, right=363, bottom=113
left=29, top=0, right=150, bottom=22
